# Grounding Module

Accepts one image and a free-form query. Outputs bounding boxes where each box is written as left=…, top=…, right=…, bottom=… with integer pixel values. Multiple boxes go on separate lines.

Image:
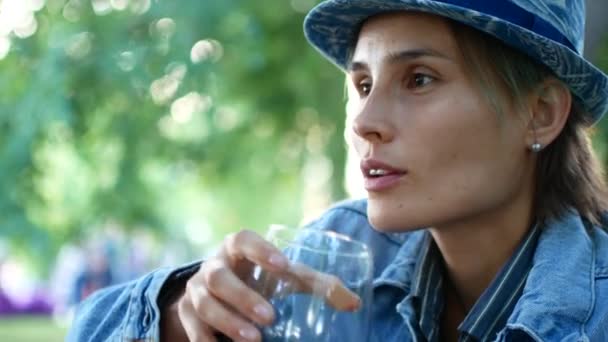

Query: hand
left=162, top=230, right=360, bottom=342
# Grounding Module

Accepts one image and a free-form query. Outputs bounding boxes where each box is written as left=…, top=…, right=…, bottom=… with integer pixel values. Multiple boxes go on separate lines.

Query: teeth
left=369, top=169, right=388, bottom=176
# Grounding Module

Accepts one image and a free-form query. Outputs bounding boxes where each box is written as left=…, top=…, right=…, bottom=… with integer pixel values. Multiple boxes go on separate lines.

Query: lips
left=360, top=159, right=407, bottom=191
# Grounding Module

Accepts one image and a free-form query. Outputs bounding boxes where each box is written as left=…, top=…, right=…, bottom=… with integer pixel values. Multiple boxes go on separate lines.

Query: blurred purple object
left=18, top=291, right=54, bottom=315
left=0, top=288, right=53, bottom=316
left=0, top=288, right=18, bottom=315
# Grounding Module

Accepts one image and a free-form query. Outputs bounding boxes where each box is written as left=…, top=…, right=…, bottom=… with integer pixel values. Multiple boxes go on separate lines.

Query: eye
left=356, top=79, right=372, bottom=97
left=407, top=73, right=435, bottom=89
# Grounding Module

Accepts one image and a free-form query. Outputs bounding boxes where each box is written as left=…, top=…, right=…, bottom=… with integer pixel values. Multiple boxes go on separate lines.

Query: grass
left=0, top=316, right=67, bottom=342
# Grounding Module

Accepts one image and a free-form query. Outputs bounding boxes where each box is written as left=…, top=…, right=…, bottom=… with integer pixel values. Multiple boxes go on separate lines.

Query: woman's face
left=348, top=12, right=533, bottom=231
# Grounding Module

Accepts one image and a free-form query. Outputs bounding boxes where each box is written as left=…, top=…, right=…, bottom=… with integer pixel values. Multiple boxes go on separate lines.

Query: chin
left=366, top=200, right=427, bottom=233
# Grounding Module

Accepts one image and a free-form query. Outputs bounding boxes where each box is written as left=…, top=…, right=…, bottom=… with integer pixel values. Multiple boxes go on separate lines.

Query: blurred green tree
left=0, top=0, right=346, bottom=272
left=0, top=0, right=607, bottom=274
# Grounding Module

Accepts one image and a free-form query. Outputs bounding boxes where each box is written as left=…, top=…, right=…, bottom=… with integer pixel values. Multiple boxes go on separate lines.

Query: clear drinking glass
left=248, top=225, right=374, bottom=341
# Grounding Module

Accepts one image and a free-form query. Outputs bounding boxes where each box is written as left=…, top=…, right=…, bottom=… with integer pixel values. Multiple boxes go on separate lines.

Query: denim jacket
left=68, top=200, right=608, bottom=341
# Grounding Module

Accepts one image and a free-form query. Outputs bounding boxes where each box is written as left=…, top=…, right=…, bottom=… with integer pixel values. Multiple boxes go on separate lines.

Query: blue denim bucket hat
left=304, top=0, right=608, bottom=124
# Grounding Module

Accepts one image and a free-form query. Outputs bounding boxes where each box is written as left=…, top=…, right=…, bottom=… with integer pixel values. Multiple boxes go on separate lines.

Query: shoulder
left=591, top=222, right=608, bottom=277
left=67, top=281, right=136, bottom=341
left=66, top=265, right=189, bottom=342
left=577, top=220, right=608, bottom=339
left=587, top=223, right=608, bottom=337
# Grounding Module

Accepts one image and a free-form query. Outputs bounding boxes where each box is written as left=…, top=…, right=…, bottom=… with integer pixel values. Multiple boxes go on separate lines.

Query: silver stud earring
left=531, top=142, right=543, bottom=152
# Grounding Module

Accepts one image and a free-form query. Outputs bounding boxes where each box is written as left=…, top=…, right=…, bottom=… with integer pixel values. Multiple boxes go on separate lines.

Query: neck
left=429, top=193, right=534, bottom=312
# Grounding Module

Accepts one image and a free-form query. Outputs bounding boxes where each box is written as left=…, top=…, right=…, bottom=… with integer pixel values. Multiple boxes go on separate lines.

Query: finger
left=177, top=295, right=217, bottom=342
left=202, top=259, right=275, bottom=326
left=286, top=262, right=361, bottom=312
left=188, top=280, right=262, bottom=342
left=221, top=230, right=289, bottom=272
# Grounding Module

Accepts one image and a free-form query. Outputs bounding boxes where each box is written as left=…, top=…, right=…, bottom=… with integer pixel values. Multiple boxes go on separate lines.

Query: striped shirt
left=409, top=225, right=541, bottom=342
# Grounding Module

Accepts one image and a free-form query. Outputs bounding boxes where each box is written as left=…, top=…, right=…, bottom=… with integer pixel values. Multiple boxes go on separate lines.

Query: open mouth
left=360, top=160, right=408, bottom=191
left=367, top=169, right=390, bottom=177
left=362, top=166, right=407, bottom=179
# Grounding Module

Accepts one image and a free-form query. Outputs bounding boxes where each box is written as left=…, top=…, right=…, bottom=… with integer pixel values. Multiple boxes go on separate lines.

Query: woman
left=68, top=0, right=608, bottom=341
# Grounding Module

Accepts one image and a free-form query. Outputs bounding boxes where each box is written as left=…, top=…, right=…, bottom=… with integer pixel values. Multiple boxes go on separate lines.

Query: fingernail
left=268, top=253, right=288, bottom=268
left=239, top=326, right=259, bottom=341
left=254, top=303, right=273, bottom=321
left=348, top=298, right=362, bottom=312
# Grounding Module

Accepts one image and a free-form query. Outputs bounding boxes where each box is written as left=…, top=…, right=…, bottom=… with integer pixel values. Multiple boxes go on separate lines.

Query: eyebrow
left=348, top=48, right=452, bottom=72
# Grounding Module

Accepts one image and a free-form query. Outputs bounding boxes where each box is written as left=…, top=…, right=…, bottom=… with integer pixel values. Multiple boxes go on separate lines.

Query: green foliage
left=2, top=1, right=607, bottom=274
left=592, top=35, right=608, bottom=161
left=0, top=0, right=346, bottom=272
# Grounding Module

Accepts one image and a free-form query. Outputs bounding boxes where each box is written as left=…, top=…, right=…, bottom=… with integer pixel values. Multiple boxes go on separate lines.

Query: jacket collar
left=371, top=210, right=597, bottom=341
left=372, top=230, right=426, bottom=291
left=503, top=211, right=596, bottom=341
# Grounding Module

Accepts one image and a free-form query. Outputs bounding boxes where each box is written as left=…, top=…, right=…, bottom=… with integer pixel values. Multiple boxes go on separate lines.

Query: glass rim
left=267, top=224, right=371, bottom=258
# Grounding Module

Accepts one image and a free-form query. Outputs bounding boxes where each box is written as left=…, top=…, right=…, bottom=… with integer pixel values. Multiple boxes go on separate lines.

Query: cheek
left=369, top=95, right=528, bottom=231
left=407, top=93, right=500, bottom=176
left=423, top=112, right=524, bottom=200
left=415, top=86, right=513, bottom=170
left=368, top=153, right=527, bottom=232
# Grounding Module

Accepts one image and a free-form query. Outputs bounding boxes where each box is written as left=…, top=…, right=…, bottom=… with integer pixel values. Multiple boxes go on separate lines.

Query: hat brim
left=304, top=0, right=608, bottom=124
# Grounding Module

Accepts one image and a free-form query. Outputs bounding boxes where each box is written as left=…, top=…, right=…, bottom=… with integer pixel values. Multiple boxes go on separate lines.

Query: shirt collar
left=409, top=233, right=444, bottom=342
left=459, top=223, right=540, bottom=341
left=373, top=224, right=542, bottom=342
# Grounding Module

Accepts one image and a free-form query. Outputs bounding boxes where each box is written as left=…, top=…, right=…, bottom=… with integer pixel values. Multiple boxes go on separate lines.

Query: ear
left=525, top=78, right=572, bottom=150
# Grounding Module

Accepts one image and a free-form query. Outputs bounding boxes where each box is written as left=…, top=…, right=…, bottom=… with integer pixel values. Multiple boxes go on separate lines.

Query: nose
left=351, top=97, right=395, bottom=145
